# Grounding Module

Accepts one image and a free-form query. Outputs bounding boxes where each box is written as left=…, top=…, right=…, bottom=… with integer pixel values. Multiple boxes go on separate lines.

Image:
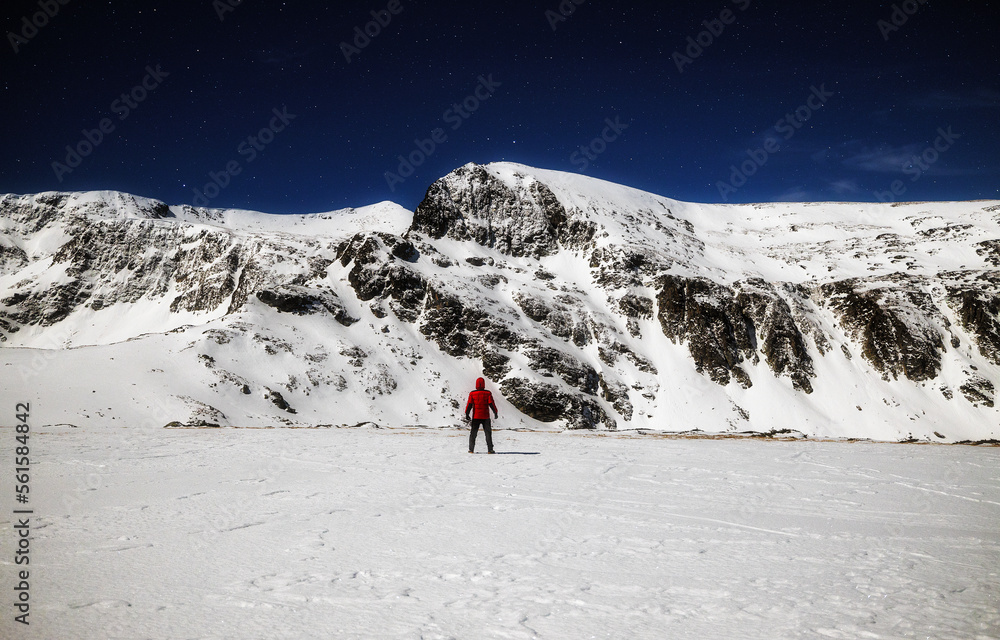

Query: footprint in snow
left=69, top=599, right=132, bottom=610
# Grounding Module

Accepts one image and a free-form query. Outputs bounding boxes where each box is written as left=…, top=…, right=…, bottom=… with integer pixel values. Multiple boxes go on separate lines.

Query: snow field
left=1, top=425, right=998, bottom=639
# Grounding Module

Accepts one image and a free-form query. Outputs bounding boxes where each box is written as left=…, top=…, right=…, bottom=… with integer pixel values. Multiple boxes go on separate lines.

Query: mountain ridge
left=2, top=162, right=998, bottom=442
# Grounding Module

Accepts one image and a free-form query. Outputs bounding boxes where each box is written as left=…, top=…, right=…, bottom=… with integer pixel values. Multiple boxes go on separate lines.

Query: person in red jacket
left=465, top=377, right=498, bottom=453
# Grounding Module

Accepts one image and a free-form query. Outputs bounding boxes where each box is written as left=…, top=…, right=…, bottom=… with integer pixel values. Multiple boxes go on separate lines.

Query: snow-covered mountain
left=1, top=163, right=998, bottom=442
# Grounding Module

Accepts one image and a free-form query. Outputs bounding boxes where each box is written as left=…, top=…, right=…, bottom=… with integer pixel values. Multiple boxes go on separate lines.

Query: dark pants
left=469, top=418, right=494, bottom=452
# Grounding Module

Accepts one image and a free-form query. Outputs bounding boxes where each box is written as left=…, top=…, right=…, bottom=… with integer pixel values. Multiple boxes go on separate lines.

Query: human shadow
left=492, top=452, right=540, bottom=455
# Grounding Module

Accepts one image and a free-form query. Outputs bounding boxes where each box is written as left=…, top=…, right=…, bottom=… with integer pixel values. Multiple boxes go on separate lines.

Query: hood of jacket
left=475, top=377, right=485, bottom=390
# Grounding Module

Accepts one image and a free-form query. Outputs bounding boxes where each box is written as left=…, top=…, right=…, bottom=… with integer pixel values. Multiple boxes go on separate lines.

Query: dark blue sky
left=2, top=1, right=998, bottom=213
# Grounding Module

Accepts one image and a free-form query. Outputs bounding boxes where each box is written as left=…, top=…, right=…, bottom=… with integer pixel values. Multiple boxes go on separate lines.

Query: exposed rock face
left=977, top=240, right=1000, bottom=267
left=523, top=343, right=599, bottom=395
left=255, top=285, right=358, bottom=326
left=598, top=374, right=633, bottom=421
left=0, top=193, right=313, bottom=331
left=590, top=245, right=673, bottom=289
left=819, top=275, right=945, bottom=382
left=656, top=275, right=756, bottom=388
left=481, top=351, right=512, bottom=380
left=500, top=377, right=612, bottom=430
left=411, top=164, right=570, bottom=258
left=513, top=292, right=592, bottom=346
left=419, top=286, right=472, bottom=357
left=412, top=284, right=524, bottom=359
left=736, top=280, right=815, bottom=393
left=264, top=388, right=296, bottom=414
left=653, top=276, right=814, bottom=392
left=960, top=376, right=995, bottom=407
left=618, top=292, right=654, bottom=320
left=337, top=232, right=427, bottom=321
left=946, top=273, right=1000, bottom=365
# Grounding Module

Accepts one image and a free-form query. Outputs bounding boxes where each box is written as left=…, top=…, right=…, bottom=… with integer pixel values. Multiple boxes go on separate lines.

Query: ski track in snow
left=1, top=425, right=999, bottom=640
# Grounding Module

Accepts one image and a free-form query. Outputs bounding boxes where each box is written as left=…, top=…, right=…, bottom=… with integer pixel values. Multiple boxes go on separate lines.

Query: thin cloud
left=840, top=143, right=922, bottom=173
left=258, top=48, right=310, bottom=67
left=774, top=186, right=812, bottom=201
left=837, top=141, right=989, bottom=178
left=827, top=179, right=862, bottom=195
left=911, top=89, right=1000, bottom=110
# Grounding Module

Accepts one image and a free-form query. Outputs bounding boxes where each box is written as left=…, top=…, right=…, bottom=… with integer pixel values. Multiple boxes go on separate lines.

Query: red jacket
left=465, top=377, right=498, bottom=420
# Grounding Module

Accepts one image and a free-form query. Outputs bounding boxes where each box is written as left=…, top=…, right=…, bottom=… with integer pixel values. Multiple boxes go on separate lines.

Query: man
left=465, top=377, right=498, bottom=454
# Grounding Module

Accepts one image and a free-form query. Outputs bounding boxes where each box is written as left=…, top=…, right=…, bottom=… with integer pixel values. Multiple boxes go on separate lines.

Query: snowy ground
left=2, top=425, right=999, bottom=640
